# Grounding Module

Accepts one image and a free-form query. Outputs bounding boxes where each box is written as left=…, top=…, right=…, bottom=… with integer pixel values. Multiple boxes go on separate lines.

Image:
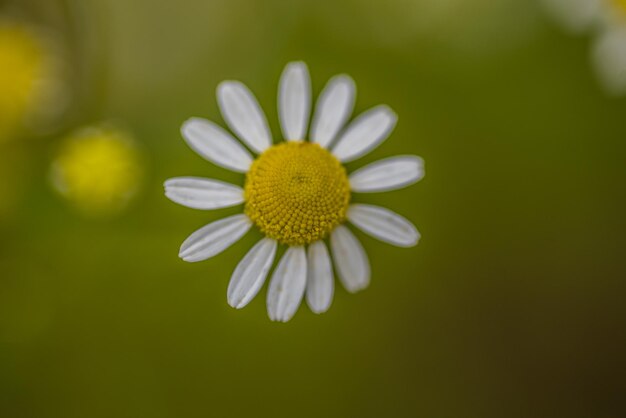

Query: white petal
left=310, top=75, right=356, bottom=148
left=330, top=225, right=370, bottom=293
left=592, top=27, right=626, bottom=96
left=164, top=177, right=244, bottom=210
left=181, top=118, right=253, bottom=173
left=227, top=238, right=277, bottom=309
left=278, top=62, right=311, bottom=141
left=332, top=105, right=397, bottom=163
left=349, top=156, right=424, bottom=193
left=179, top=214, right=251, bottom=263
left=217, top=81, right=272, bottom=153
left=267, top=246, right=307, bottom=322
left=306, top=241, right=334, bottom=314
left=347, top=204, right=419, bottom=248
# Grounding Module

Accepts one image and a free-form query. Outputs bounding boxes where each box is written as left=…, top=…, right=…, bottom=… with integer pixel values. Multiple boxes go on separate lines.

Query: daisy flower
left=542, top=0, right=626, bottom=95
left=165, top=62, right=424, bottom=322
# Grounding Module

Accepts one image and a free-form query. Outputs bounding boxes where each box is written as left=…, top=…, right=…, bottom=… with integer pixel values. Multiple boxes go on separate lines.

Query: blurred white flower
left=592, top=24, right=626, bottom=94
left=543, top=0, right=626, bottom=94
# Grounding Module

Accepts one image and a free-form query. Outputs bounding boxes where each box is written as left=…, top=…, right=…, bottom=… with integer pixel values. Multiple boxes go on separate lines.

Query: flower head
left=0, top=20, right=67, bottom=141
left=165, top=62, right=424, bottom=322
left=543, top=0, right=626, bottom=94
left=51, top=126, right=143, bottom=216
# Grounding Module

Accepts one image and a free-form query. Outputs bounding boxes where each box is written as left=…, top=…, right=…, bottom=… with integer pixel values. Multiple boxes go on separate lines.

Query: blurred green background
left=1, top=0, right=625, bottom=417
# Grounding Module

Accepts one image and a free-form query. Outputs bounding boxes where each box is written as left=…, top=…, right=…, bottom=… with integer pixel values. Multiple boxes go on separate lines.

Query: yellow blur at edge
left=0, top=21, right=48, bottom=142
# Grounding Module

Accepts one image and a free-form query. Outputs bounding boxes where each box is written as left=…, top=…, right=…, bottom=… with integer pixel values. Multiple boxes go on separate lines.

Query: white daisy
left=542, top=0, right=626, bottom=95
left=165, top=62, right=424, bottom=322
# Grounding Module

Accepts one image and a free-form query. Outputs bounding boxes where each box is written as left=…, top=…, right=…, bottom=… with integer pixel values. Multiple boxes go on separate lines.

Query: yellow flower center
left=244, top=142, right=350, bottom=246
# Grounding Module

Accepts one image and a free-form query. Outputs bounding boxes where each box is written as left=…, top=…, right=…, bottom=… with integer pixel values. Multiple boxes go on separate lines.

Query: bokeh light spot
left=51, top=126, right=143, bottom=217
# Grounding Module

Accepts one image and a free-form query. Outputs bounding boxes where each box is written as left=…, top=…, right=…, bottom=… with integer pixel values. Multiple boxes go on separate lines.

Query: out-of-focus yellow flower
left=0, top=20, right=67, bottom=142
left=51, top=126, right=143, bottom=217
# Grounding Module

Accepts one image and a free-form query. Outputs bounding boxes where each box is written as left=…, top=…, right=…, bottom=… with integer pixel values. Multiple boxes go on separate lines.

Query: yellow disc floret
left=244, top=141, right=350, bottom=246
